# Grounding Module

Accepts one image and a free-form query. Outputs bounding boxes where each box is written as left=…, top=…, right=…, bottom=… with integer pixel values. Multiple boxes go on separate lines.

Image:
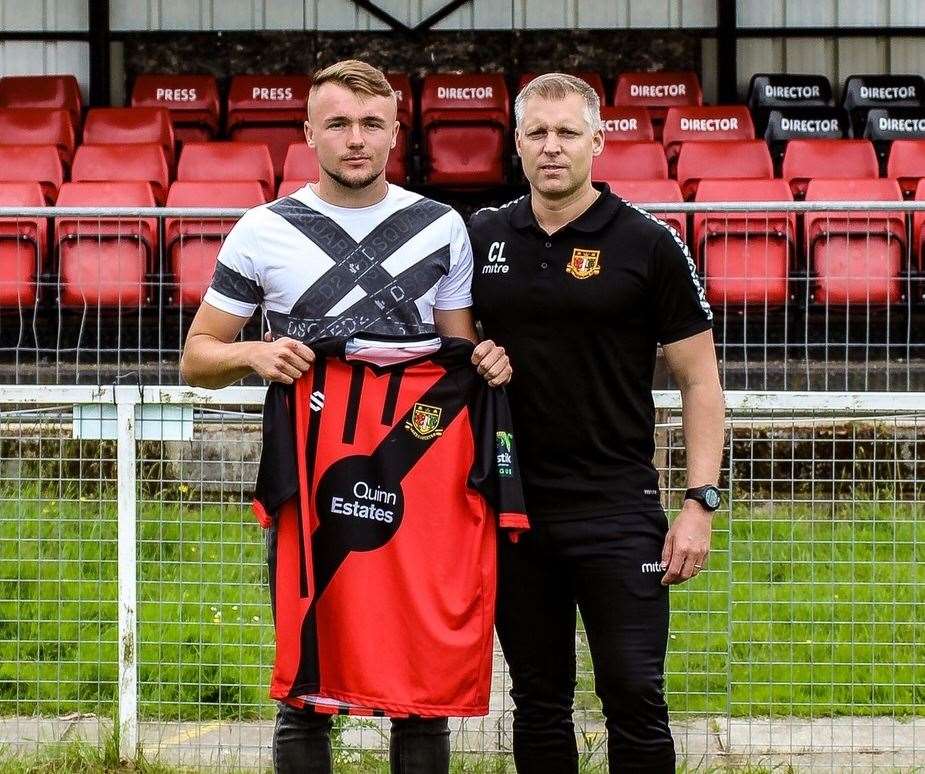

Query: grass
left=1, top=482, right=923, bottom=726
left=0, top=735, right=802, bottom=774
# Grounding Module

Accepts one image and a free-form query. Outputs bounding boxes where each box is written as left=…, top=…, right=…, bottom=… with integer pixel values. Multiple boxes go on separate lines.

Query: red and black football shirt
left=253, top=334, right=528, bottom=717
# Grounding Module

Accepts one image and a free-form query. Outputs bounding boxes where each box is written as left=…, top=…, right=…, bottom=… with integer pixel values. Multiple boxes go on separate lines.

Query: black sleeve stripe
left=210, top=261, right=264, bottom=305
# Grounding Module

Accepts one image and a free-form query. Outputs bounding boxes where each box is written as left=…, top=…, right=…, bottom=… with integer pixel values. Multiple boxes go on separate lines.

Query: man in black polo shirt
left=469, top=74, right=725, bottom=773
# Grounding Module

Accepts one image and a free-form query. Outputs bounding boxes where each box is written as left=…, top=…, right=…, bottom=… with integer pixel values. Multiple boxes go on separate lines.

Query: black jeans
left=496, top=511, right=675, bottom=773
left=272, top=703, right=450, bottom=773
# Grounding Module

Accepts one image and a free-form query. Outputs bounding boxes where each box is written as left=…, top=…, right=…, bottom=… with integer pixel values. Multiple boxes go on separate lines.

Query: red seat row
left=0, top=177, right=267, bottom=309
left=594, top=138, right=925, bottom=200
left=1, top=174, right=919, bottom=312
left=609, top=176, right=913, bottom=307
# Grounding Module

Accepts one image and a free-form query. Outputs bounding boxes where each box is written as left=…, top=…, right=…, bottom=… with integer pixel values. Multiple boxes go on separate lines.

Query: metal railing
left=1, top=386, right=923, bottom=770
left=1, top=200, right=925, bottom=391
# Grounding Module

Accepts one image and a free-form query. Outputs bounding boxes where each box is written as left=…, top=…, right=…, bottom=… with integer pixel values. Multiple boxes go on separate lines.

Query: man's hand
left=249, top=336, right=315, bottom=384
left=472, top=340, right=512, bottom=387
left=660, top=500, right=712, bottom=586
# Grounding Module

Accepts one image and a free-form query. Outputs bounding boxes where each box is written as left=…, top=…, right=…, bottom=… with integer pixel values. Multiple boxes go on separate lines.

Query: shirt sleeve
left=251, top=382, right=298, bottom=528
left=467, top=384, right=529, bottom=536
left=434, top=211, right=474, bottom=310
left=651, top=227, right=713, bottom=345
left=202, top=210, right=264, bottom=318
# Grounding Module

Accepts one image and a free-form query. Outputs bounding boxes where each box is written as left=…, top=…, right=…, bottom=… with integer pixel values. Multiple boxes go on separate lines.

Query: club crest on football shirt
left=406, top=403, right=444, bottom=439
left=566, top=248, right=602, bottom=279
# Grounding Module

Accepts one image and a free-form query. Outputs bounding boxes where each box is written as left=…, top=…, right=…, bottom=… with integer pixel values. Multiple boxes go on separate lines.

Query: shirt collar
left=510, top=182, right=623, bottom=234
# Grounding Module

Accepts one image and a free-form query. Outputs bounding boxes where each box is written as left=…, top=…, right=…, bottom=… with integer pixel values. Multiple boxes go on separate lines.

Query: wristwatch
left=684, top=485, right=721, bottom=512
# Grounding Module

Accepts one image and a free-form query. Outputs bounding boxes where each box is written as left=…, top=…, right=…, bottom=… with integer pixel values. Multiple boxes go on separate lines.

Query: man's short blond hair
left=514, top=73, right=602, bottom=132
left=310, top=59, right=394, bottom=102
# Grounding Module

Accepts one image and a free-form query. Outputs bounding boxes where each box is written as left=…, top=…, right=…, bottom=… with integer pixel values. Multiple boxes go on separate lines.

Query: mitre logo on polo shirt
left=566, top=248, right=602, bottom=279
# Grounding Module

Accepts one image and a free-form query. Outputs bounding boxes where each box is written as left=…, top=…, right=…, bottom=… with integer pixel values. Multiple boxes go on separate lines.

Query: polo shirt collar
left=510, top=182, right=623, bottom=234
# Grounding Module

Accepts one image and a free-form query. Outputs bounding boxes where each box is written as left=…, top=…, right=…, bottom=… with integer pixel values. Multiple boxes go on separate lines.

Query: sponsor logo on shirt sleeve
left=495, top=431, right=514, bottom=477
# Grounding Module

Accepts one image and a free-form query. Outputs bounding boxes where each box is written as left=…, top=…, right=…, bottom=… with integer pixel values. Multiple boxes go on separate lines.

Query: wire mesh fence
left=1, top=200, right=925, bottom=390
left=0, top=388, right=922, bottom=772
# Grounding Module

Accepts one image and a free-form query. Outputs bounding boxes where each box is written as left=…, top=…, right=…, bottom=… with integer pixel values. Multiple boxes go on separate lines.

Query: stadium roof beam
left=347, top=0, right=473, bottom=33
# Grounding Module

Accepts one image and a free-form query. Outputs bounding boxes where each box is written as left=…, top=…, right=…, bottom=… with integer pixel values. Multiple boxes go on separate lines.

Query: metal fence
left=1, top=200, right=925, bottom=391
left=0, top=387, right=922, bottom=772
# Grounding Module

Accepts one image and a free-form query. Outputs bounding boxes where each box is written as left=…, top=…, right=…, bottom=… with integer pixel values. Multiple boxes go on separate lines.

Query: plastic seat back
left=177, top=142, right=275, bottom=201
left=694, top=178, right=795, bottom=306
left=0, top=74, right=82, bottom=128
left=782, top=138, right=879, bottom=198
left=0, top=181, right=47, bottom=306
left=0, top=144, right=63, bottom=202
left=165, top=180, right=267, bottom=306
left=676, top=139, right=773, bottom=199
left=599, top=107, right=654, bottom=142
left=72, top=143, right=170, bottom=204
left=420, top=74, right=509, bottom=186
left=886, top=139, right=925, bottom=197
left=131, top=74, right=220, bottom=143
left=607, top=179, right=685, bottom=240
left=0, top=107, right=76, bottom=165
left=54, top=181, right=158, bottom=308
left=661, top=106, right=754, bottom=169
left=83, top=107, right=176, bottom=167
left=592, top=141, right=667, bottom=181
left=804, top=177, right=905, bottom=305
left=227, top=75, right=311, bottom=177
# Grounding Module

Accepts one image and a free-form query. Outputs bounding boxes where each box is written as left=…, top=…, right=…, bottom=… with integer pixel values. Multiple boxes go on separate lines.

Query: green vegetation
left=1, top=483, right=923, bottom=727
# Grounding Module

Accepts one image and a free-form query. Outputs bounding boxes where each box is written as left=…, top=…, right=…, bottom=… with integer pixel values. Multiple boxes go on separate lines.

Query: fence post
left=116, top=394, right=138, bottom=760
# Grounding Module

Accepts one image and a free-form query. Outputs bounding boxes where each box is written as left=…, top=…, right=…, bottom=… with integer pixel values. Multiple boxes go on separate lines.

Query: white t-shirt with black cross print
left=203, top=183, right=473, bottom=342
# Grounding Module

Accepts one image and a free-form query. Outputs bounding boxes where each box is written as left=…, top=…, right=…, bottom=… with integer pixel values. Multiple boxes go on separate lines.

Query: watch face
left=704, top=488, right=721, bottom=509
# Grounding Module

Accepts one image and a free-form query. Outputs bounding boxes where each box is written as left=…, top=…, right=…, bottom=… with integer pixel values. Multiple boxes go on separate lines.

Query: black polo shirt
left=469, top=183, right=712, bottom=520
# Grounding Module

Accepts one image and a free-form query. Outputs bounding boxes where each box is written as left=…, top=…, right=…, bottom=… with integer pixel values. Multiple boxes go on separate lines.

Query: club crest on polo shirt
left=406, top=403, right=444, bottom=440
left=566, top=248, right=601, bottom=279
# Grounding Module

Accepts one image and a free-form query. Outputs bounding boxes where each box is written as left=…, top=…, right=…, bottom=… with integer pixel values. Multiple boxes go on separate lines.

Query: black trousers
left=266, top=524, right=451, bottom=773
left=496, top=511, right=675, bottom=773
left=272, top=703, right=450, bottom=773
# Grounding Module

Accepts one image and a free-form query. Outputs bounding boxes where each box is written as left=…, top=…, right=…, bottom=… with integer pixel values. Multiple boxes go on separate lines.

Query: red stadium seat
left=676, top=140, right=773, bottom=200
left=71, top=143, right=170, bottom=205
left=227, top=75, right=311, bottom=178
left=913, top=179, right=925, bottom=271
left=386, top=73, right=412, bottom=184
left=165, top=181, right=267, bottom=307
left=694, top=179, right=795, bottom=306
left=0, top=181, right=46, bottom=306
left=518, top=72, right=607, bottom=104
left=606, top=179, right=686, bottom=241
left=592, top=141, right=667, bottom=182
left=277, top=180, right=306, bottom=197
left=55, top=181, right=158, bottom=308
left=599, top=107, right=654, bottom=142
left=83, top=107, right=176, bottom=167
left=804, top=178, right=904, bottom=305
left=421, top=74, right=509, bottom=186
left=661, top=106, right=754, bottom=170
left=0, top=107, right=76, bottom=166
left=282, top=143, right=320, bottom=185
left=177, top=142, right=275, bottom=201
left=130, top=74, right=220, bottom=143
left=0, top=145, right=63, bottom=203
left=613, top=72, right=702, bottom=139
left=0, top=75, right=82, bottom=129
left=886, top=139, right=925, bottom=198
left=782, top=139, right=879, bottom=199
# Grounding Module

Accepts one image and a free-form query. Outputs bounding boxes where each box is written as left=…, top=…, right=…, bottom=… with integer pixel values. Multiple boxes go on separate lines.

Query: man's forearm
left=181, top=335, right=257, bottom=389
left=679, top=381, right=725, bottom=487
